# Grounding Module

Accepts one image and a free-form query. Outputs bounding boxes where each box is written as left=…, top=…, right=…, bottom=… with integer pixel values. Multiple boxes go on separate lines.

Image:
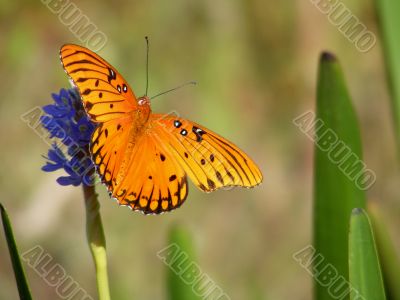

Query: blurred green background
left=0, top=0, right=399, bottom=299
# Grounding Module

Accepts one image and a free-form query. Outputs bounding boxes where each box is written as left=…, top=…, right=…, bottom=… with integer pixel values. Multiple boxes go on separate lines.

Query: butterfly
left=60, top=44, right=263, bottom=214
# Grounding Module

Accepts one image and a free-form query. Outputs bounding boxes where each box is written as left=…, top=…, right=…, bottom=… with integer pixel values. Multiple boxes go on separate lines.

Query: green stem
left=82, top=185, right=111, bottom=300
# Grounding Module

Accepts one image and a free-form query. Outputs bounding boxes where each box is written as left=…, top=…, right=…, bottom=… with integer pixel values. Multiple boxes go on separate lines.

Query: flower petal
left=56, top=176, right=81, bottom=186
left=42, top=163, right=62, bottom=172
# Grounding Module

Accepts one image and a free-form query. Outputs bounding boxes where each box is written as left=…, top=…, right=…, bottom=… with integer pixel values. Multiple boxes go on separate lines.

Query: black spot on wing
left=216, top=171, right=224, bottom=184
left=192, top=126, right=206, bottom=142
left=207, top=179, right=216, bottom=190
left=82, top=88, right=91, bottom=95
left=108, top=68, right=116, bottom=82
left=174, top=120, right=182, bottom=128
left=85, top=102, right=94, bottom=110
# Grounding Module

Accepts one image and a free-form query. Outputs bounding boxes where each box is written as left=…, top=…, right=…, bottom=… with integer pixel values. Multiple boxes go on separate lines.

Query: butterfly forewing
left=60, top=44, right=137, bottom=122
left=151, top=114, right=263, bottom=192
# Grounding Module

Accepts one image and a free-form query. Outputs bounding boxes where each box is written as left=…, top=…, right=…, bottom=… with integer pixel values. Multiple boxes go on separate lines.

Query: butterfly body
left=60, top=44, right=262, bottom=214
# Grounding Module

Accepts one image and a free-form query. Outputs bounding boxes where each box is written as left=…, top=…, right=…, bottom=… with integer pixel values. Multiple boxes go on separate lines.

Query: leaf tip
left=352, top=207, right=364, bottom=215
left=320, top=51, right=336, bottom=62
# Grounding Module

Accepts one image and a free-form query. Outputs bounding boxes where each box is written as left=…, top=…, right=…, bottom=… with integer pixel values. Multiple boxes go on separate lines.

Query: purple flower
left=41, top=88, right=96, bottom=186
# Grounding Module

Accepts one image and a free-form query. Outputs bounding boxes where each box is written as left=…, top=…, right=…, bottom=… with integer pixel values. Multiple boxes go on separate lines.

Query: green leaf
left=349, top=208, right=386, bottom=300
left=313, top=52, right=366, bottom=300
left=163, top=226, right=201, bottom=300
left=0, top=203, right=32, bottom=300
left=375, top=0, right=400, bottom=155
left=368, top=203, right=400, bottom=300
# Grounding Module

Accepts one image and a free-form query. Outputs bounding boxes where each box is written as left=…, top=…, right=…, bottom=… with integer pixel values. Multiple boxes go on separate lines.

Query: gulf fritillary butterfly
left=60, top=44, right=263, bottom=214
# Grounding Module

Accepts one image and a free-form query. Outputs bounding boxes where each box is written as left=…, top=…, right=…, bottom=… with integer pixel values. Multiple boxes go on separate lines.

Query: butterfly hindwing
left=151, top=114, right=263, bottom=192
left=90, top=116, right=188, bottom=214
left=90, top=116, right=132, bottom=191
left=60, top=44, right=137, bottom=122
left=110, top=133, right=188, bottom=214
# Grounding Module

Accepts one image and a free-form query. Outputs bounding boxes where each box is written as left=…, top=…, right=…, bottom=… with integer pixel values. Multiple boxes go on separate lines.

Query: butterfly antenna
left=150, top=81, right=197, bottom=100
left=145, top=36, right=150, bottom=96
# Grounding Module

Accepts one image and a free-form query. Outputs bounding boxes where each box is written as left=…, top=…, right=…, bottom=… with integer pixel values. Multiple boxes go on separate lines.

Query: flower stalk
left=83, top=184, right=111, bottom=300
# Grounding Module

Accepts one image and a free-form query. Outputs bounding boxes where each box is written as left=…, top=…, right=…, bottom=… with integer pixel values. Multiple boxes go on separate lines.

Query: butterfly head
left=138, top=96, right=150, bottom=106
left=135, top=96, right=151, bottom=124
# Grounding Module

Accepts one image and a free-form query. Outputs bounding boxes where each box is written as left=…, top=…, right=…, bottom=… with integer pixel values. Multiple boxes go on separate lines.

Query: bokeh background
left=0, top=0, right=399, bottom=299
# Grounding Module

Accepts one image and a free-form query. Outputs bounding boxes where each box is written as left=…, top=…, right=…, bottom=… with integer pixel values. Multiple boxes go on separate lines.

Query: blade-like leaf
left=313, top=52, right=366, bottom=300
left=0, top=203, right=32, bottom=300
left=162, top=226, right=201, bottom=300
left=368, top=202, right=400, bottom=300
left=349, top=208, right=386, bottom=300
left=375, top=0, right=400, bottom=155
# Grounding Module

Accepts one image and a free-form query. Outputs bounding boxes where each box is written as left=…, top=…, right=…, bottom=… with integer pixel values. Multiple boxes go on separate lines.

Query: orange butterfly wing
left=60, top=44, right=137, bottom=122
left=90, top=116, right=131, bottom=191
left=91, top=122, right=189, bottom=214
left=151, top=114, right=263, bottom=192
left=106, top=132, right=188, bottom=213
